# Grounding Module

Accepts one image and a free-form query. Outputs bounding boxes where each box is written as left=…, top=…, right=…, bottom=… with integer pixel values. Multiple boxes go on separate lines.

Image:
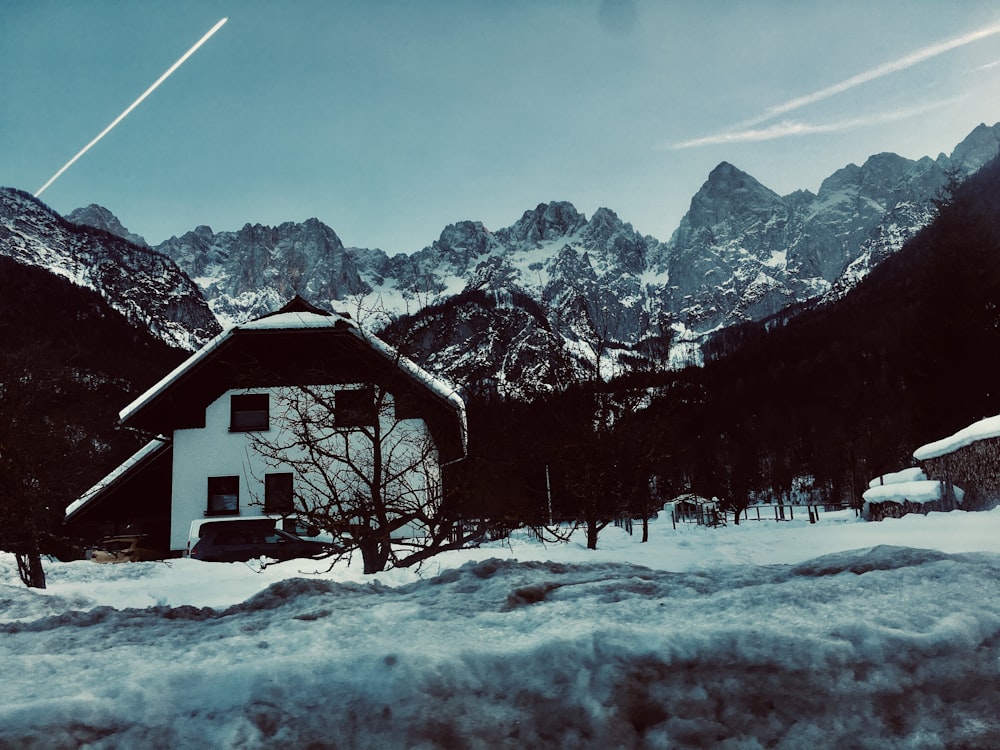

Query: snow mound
left=3, top=511, right=1000, bottom=748
left=790, top=544, right=952, bottom=576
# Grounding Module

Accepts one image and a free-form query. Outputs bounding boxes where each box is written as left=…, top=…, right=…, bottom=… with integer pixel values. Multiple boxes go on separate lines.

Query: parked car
left=186, top=516, right=276, bottom=556
left=188, top=524, right=334, bottom=562
left=90, top=535, right=163, bottom=563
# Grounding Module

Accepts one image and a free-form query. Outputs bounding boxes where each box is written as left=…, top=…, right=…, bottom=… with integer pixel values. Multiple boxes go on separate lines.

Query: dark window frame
left=230, top=393, right=269, bottom=432
left=335, top=386, right=377, bottom=428
left=392, top=389, right=423, bottom=421
left=264, top=472, right=294, bottom=513
left=207, top=476, right=240, bottom=516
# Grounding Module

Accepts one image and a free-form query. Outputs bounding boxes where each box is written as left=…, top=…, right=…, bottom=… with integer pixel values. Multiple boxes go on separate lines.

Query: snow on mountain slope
left=0, top=188, right=219, bottom=351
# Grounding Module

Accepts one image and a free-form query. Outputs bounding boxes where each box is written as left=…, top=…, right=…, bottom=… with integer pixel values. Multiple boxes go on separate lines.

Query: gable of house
left=119, top=304, right=466, bottom=461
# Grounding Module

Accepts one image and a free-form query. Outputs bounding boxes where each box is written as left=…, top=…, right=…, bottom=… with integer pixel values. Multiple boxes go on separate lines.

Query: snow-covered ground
left=3, top=508, right=999, bottom=749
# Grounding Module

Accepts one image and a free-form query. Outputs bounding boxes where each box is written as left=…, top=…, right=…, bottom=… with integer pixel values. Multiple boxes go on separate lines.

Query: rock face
left=154, top=219, right=370, bottom=324
left=0, top=188, right=220, bottom=351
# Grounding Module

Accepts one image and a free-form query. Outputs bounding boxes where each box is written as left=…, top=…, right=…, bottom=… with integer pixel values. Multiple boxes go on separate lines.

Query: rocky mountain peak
left=66, top=204, right=149, bottom=247
left=684, top=162, right=785, bottom=230
left=431, top=220, right=499, bottom=273
left=949, top=122, right=1000, bottom=175
left=498, top=201, right=587, bottom=247
left=579, top=207, right=648, bottom=276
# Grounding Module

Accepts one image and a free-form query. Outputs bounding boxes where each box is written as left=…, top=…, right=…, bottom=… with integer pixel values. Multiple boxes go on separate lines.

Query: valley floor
left=2, top=508, right=999, bottom=749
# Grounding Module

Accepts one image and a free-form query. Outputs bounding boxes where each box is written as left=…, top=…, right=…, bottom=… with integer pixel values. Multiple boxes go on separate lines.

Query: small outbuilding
left=861, top=468, right=964, bottom=521
left=913, top=415, right=1000, bottom=511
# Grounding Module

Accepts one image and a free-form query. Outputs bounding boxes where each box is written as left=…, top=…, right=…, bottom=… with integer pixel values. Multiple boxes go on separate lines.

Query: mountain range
left=2, top=122, right=999, bottom=393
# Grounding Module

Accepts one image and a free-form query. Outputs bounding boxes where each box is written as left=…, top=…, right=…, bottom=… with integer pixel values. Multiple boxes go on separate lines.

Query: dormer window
left=230, top=393, right=269, bottom=432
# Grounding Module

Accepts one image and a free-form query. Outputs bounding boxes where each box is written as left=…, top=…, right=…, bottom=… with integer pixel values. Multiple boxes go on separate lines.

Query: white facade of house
left=168, top=384, right=440, bottom=552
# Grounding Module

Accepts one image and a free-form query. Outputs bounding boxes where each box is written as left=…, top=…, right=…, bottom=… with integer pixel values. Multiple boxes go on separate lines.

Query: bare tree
left=248, top=381, right=481, bottom=574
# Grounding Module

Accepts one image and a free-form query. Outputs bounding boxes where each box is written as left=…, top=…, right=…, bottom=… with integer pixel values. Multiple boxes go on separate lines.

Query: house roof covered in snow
left=119, top=296, right=467, bottom=459
left=913, top=414, right=1000, bottom=461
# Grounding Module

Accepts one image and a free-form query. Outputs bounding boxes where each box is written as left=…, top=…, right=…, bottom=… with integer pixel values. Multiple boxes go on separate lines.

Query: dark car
left=189, top=525, right=333, bottom=562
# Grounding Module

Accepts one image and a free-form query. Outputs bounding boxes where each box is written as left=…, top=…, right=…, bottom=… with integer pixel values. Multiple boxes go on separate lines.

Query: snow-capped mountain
left=0, top=188, right=219, bottom=351
left=139, top=123, right=999, bottom=391
left=30, top=121, right=999, bottom=392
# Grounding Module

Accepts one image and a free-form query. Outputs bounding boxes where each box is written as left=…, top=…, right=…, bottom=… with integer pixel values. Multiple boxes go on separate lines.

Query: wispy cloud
left=673, top=20, right=1000, bottom=149
left=671, top=101, right=958, bottom=149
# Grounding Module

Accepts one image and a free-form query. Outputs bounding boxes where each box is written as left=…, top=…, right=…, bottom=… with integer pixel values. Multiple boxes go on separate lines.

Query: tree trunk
left=16, top=551, right=46, bottom=589
left=641, top=515, right=649, bottom=543
left=586, top=518, right=600, bottom=550
left=359, top=536, right=392, bottom=574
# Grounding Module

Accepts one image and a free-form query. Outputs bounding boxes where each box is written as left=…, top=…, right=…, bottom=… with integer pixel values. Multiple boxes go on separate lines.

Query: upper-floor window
left=335, top=387, right=376, bottom=427
left=393, top=389, right=422, bottom=421
left=207, top=476, right=239, bottom=516
left=230, top=393, right=269, bottom=432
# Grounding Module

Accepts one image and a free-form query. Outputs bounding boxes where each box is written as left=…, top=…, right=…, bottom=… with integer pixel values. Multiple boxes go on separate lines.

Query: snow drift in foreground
left=2, top=510, right=999, bottom=749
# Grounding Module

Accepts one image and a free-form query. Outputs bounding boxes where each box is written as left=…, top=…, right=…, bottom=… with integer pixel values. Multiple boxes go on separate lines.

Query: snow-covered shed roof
left=118, top=296, right=467, bottom=458
left=862, top=480, right=950, bottom=505
left=913, top=414, right=1000, bottom=461
left=867, top=468, right=926, bottom=489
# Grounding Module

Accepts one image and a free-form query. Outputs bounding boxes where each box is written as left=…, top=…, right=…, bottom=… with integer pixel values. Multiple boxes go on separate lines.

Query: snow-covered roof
left=861, top=479, right=964, bottom=505
left=65, top=438, right=170, bottom=519
left=913, top=414, right=1000, bottom=461
left=117, top=302, right=467, bottom=452
left=867, top=467, right=926, bottom=489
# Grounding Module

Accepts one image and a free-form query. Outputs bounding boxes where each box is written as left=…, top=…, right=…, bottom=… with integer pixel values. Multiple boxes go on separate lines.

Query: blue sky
left=4, top=1, right=1000, bottom=253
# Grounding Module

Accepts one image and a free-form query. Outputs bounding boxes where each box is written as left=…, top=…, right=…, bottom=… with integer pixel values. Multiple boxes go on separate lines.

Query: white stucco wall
left=169, top=385, right=440, bottom=552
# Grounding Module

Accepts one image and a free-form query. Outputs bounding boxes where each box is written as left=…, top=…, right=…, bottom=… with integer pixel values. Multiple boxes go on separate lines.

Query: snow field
left=1, top=509, right=999, bottom=749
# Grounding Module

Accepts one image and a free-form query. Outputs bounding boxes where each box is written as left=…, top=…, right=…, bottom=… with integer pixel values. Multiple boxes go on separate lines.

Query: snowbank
left=2, top=509, right=999, bottom=749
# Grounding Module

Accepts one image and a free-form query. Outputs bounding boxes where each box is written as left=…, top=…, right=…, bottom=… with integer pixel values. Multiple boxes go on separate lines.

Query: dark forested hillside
left=0, top=257, right=185, bottom=565
left=636, top=153, right=1000, bottom=509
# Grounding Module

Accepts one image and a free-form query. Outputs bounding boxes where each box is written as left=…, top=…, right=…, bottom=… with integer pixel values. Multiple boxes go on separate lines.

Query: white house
left=67, top=297, right=467, bottom=556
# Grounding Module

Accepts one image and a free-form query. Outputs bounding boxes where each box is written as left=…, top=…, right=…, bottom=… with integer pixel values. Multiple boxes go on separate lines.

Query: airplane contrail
left=671, top=18, right=1000, bottom=150
left=35, top=17, right=228, bottom=198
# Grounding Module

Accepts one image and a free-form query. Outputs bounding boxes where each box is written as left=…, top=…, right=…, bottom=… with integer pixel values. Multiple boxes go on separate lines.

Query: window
left=264, top=473, right=294, bottom=513
left=335, top=387, right=376, bottom=427
left=207, top=476, right=239, bottom=516
left=393, top=389, right=422, bottom=421
left=230, top=393, right=269, bottom=432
